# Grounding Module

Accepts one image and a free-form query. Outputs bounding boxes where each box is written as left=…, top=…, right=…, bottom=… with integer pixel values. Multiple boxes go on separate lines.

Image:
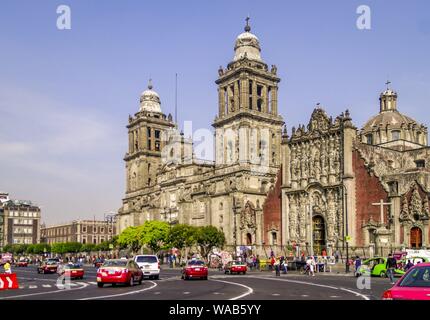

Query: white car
left=134, top=255, right=160, bottom=280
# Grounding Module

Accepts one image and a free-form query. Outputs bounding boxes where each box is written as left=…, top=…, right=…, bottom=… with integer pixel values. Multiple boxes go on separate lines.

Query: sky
left=1, top=0, right=429, bottom=225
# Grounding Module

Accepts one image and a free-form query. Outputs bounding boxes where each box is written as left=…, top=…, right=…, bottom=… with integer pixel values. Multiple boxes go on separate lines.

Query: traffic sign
left=0, top=273, right=19, bottom=290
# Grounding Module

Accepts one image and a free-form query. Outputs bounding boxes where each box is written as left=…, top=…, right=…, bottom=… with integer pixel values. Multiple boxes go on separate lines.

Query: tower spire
left=385, top=80, right=391, bottom=90
left=244, top=15, right=251, bottom=32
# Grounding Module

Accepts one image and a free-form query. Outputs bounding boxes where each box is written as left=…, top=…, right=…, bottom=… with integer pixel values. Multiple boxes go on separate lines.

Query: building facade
left=117, top=19, right=284, bottom=253
left=0, top=193, right=41, bottom=246
left=117, top=18, right=430, bottom=257
left=41, top=220, right=116, bottom=245
left=274, top=87, right=430, bottom=257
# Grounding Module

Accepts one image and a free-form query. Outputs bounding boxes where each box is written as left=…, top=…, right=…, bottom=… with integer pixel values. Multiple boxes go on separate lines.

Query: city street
left=0, top=265, right=393, bottom=300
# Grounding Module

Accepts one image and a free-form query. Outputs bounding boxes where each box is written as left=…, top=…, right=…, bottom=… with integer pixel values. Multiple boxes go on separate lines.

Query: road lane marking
left=210, top=279, right=253, bottom=300
left=243, top=275, right=369, bottom=300
left=88, top=282, right=97, bottom=285
left=272, top=293, right=280, bottom=296
left=301, top=295, right=309, bottom=297
left=183, top=292, right=190, bottom=295
left=79, top=281, right=157, bottom=300
left=42, top=285, right=52, bottom=288
left=0, top=282, right=89, bottom=299
left=339, top=288, right=370, bottom=301
left=29, top=285, right=37, bottom=289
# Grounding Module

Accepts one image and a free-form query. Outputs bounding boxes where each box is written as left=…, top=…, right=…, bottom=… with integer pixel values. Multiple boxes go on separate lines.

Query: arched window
left=366, top=134, right=373, bottom=145
left=219, top=202, right=223, bottom=210
left=392, top=130, right=401, bottom=141
left=271, top=232, right=277, bottom=245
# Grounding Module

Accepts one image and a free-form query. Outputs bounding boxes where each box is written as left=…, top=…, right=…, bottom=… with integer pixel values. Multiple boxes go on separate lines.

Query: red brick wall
left=353, top=150, right=389, bottom=246
left=262, top=166, right=283, bottom=245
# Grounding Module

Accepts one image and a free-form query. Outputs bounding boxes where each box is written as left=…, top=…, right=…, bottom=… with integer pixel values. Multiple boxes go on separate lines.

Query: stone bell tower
left=213, top=17, right=284, bottom=169
left=124, top=79, right=175, bottom=194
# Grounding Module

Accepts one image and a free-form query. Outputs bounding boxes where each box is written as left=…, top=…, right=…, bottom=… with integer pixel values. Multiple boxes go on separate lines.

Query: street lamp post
left=341, top=184, right=350, bottom=273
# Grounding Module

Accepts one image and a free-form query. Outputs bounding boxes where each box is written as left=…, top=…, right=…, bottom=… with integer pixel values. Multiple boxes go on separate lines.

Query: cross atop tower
left=148, top=78, right=153, bottom=90
left=385, top=80, right=391, bottom=90
left=245, top=15, right=251, bottom=32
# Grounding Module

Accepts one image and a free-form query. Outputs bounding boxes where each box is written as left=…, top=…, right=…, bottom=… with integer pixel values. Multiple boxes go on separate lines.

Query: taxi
left=181, top=259, right=208, bottom=280
left=224, top=260, right=247, bottom=275
left=382, top=262, right=430, bottom=300
left=16, top=259, right=28, bottom=267
left=96, top=259, right=143, bottom=288
left=356, top=257, right=405, bottom=278
left=58, top=263, right=85, bottom=280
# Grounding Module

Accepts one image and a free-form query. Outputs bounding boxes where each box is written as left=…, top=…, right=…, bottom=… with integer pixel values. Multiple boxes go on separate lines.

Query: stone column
left=271, top=86, right=278, bottom=115
left=262, top=85, right=268, bottom=113
left=218, top=87, right=225, bottom=117
left=129, top=132, right=133, bottom=153
left=234, top=81, right=239, bottom=112
left=252, top=80, right=257, bottom=111
left=391, top=196, right=401, bottom=246
left=240, top=75, right=248, bottom=110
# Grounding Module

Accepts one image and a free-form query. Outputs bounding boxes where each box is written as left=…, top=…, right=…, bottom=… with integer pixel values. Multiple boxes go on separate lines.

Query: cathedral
left=117, top=19, right=430, bottom=257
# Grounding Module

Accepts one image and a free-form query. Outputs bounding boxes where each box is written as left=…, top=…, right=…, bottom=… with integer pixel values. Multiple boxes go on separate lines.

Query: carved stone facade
left=281, top=87, right=430, bottom=256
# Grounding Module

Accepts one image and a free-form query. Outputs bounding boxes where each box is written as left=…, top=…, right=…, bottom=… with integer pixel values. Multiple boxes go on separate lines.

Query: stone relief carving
left=298, top=194, right=307, bottom=240
left=288, top=195, right=298, bottom=240
left=240, top=201, right=257, bottom=230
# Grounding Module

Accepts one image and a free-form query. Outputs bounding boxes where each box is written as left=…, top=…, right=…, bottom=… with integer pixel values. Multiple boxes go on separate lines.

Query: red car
left=97, top=259, right=143, bottom=288
left=224, top=260, right=247, bottom=275
left=59, top=263, right=85, bottom=280
left=16, top=260, right=28, bottom=267
left=37, top=261, right=58, bottom=274
left=182, top=259, right=208, bottom=280
left=382, top=262, right=430, bottom=300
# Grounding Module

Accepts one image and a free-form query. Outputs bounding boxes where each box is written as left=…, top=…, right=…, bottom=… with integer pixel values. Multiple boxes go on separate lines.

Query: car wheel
left=224, top=270, right=228, bottom=274
left=138, top=275, right=143, bottom=285
left=129, top=276, right=134, bottom=287
left=154, top=275, right=159, bottom=280
left=204, top=276, right=208, bottom=280
left=97, top=283, right=104, bottom=288
left=243, top=272, right=246, bottom=275
left=380, top=271, right=387, bottom=278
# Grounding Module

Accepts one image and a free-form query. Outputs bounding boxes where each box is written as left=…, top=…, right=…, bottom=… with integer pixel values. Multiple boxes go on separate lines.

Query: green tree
left=81, top=243, right=97, bottom=253
left=167, top=224, right=197, bottom=259
left=195, top=226, right=225, bottom=259
left=96, top=241, right=110, bottom=251
left=51, top=243, right=65, bottom=254
left=140, top=221, right=170, bottom=254
left=117, top=226, right=142, bottom=253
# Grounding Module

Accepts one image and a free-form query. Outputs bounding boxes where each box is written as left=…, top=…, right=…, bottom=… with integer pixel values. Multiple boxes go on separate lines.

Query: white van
left=134, top=255, right=160, bottom=279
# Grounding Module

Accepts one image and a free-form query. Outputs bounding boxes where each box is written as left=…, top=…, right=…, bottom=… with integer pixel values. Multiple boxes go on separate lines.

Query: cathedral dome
left=140, top=79, right=162, bottom=113
left=360, top=85, right=428, bottom=147
left=233, top=18, right=262, bottom=62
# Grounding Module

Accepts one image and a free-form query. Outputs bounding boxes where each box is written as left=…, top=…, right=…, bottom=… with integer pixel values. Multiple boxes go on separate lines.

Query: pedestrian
left=282, top=258, right=288, bottom=274
left=386, top=253, right=397, bottom=284
left=274, top=258, right=281, bottom=276
left=4, top=260, right=12, bottom=274
left=354, top=256, right=362, bottom=276
left=306, top=256, right=315, bottom=276
left=404, top=259, right=414, bottom=271
left=256, top=255, right=260, bottom=271
left=334, top=250, right=340, bottom=263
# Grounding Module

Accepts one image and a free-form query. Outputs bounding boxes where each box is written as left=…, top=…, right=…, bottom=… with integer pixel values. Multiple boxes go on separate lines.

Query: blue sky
left=1, top=0, right=429, bottom=225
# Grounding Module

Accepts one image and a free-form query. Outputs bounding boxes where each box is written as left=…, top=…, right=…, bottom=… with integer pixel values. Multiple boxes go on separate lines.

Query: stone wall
left=353, top=149, right=389, bottom=246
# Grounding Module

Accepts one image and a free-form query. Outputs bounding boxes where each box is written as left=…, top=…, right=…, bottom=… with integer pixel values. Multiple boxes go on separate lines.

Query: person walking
left=4, top=260, right=12, bottom=274
left=386, top=253, right=397, bottom=284
left=274, top=257, right=281, bottom=276
left=404, top=259, right=414, bottom=271
left=354, top=256, right=362, bottom=276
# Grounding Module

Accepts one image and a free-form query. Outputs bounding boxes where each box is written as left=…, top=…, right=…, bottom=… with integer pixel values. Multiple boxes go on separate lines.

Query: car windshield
left=64, top=264, right=81, bottom=269
left=232, top=261, right=244, bottom=265
left=46, top=261, right=57, bottom=265
left=188, top=260, right=205, bottom=266
left=136, top=256, right=157, bottom=263
left=398, top=266, right=430, bottom=288
left=102, top=260, right=127, bottom=267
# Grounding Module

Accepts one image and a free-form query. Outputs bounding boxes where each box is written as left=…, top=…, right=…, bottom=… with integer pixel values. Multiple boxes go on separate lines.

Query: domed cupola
left=360, top=82, right=428, bottom=149
left=139, top=79, right=162, bottom=113
left=233, top=17, right=262, bottom=62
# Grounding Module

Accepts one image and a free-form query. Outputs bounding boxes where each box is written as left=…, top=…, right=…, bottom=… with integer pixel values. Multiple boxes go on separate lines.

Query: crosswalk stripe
left=29, top=285, right=37, bottom=289
left=88, top=282, right=97, bottom=285
left=42, top=285, right=52, bottom=288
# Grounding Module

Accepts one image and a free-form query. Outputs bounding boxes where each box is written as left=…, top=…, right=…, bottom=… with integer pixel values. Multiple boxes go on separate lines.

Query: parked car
left=382, top=262, right=430, bottom=300
left=356, top=257, right=405, bottom=278
left=224, top=260, right=247, bottom=275
left=58, top=263, right=85, bottom=280
left=181, top=259, right=208, bottom=280
left=37, top=261, right=58, bottom=274
left=96, top=259, right=143, bottom=288
left=134, top=255, right=160, bottom=280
